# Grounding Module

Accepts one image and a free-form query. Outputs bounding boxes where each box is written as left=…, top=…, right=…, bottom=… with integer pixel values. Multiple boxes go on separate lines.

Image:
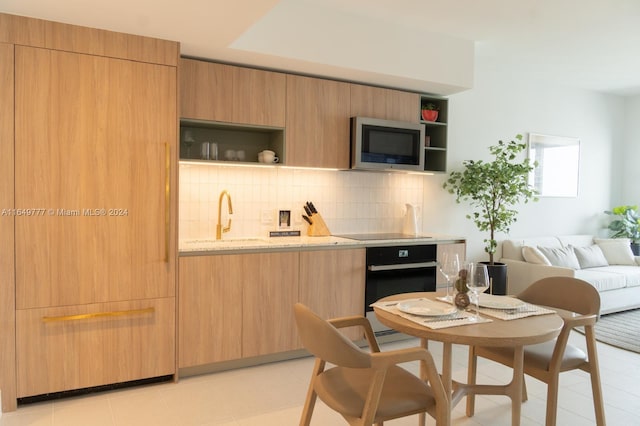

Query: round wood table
left=373, top=292, right=564, bottom=426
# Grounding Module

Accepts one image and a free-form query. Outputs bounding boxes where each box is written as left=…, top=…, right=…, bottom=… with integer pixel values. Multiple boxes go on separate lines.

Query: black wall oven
left=364, top=244, right=437, bottom=336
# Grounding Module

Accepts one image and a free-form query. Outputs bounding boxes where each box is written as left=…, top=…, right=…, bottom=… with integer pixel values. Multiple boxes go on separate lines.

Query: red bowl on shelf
left=421, top=110, right=438, bottom=122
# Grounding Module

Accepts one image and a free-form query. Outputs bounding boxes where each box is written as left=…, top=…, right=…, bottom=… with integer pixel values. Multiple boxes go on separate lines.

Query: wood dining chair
left=466, top=277, right=606, bottom=426
left=294, top=303, right=450, bottom=426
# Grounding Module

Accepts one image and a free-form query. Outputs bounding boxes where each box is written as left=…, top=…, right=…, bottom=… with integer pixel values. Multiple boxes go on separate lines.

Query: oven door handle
left=368, top=261, right=437, bottom=272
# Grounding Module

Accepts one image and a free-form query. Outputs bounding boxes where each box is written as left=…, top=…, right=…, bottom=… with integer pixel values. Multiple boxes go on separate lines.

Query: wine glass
left=466, top=262, right=490, bottom=322
left=438, top=252, right=460, bottom=302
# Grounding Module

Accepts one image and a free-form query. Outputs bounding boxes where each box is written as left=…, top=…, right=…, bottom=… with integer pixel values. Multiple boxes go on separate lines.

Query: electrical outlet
left=261, top=209, right=273, bottom=225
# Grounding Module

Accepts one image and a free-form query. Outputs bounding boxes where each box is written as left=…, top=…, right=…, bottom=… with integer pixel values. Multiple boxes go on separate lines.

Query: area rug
left=576, top=309, right=640, bottom=354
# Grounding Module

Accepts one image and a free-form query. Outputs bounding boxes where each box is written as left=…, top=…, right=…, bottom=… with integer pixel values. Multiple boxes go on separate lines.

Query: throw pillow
left=521, top=246, right=552, bottom=265
left=594, top=238, right=636, bottom=265
left=537, top=246, right=581, bottom=269
left=571, top=245, right=609, bottom=269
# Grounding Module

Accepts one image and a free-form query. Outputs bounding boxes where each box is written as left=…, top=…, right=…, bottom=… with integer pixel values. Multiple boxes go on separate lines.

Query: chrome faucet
left=216, top=190, right=233, bottom=240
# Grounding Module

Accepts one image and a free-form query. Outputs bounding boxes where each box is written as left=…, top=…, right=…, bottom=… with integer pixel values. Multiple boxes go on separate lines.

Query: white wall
left=424, top=50, right=627, bottom=262
left=622, top=95, right=640, bottom=203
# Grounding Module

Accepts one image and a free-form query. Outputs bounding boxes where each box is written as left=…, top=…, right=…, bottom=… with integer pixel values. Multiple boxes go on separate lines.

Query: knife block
left=307, top=213, right=331, bottom=237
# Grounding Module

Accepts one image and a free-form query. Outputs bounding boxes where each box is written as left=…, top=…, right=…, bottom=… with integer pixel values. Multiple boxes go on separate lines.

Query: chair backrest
left=517, top=277, right=600, bottom=316
left=294, top=303, right=371, bottom=368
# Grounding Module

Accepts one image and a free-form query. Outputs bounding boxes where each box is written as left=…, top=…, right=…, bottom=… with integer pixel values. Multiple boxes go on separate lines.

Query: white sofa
left=501, top=235, right=640, bottom=314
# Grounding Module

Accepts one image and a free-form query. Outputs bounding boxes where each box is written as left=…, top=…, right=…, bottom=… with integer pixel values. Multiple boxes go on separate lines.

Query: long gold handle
left=165, top=142, right=171, bottom=263
left=42, top=307, right=155, bottom=323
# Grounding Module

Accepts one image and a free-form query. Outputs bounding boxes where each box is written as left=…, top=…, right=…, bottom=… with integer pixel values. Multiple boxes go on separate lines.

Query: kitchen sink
left=181, top=238, right=270, bottom=249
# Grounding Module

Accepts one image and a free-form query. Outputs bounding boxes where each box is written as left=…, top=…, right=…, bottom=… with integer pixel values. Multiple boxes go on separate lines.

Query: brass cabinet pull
left=165, top=142, right=171, bottom=263
left=42, top=307, right=155, bottom=323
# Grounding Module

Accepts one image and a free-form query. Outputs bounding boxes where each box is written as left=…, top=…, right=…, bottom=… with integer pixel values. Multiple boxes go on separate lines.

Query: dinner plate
left=477, top=294, right=525, bottom=309
left=396, top=299, right=457, bottom=317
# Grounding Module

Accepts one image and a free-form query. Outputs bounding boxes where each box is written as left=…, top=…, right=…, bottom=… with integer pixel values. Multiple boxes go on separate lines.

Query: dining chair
left=466, top=277, right=606, bottom=426
left=294, top=303, right=450, bottom=426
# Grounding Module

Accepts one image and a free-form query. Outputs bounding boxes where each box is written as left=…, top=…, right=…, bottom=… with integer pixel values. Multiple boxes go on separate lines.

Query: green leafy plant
left=443, top=134, right=538, bottom=264
left=605, top=205, right=640, bottom=243
left=422, top=103, right=439, bottom=111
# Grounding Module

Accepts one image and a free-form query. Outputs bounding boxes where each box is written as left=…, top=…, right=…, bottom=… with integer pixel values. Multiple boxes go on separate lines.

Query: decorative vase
left=631, top=243, right=640, bottom=256
left=421, top=110, right=438, bottom=122
left=481, top=262, right=508, bottom=295
left=453, top=267, right=470, bottom=309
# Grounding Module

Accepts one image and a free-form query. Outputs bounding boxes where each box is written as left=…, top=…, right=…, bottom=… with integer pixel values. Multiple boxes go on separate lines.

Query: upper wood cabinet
left=285, top=74, right=351, bottom=168
left=350, top=84, right=420, bottom=123
left=180, top=58, right=286, bottom=127
left=14, top=46, right=176, bottom=309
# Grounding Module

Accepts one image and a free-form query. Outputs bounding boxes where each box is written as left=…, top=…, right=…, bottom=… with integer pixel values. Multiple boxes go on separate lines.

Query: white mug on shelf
left=236, top=150, right=246, bottom=161
left=259, top=150, right=279, bottom=163
left=224, top=149, right=236, bottom=161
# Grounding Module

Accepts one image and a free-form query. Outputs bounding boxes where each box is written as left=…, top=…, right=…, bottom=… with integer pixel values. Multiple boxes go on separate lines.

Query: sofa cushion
left=537, top=246, right=581, bottom=269
left=558, top=235, right=596, bottom=248
left=598, top=265, right=640, bottom=288
left=501, top=237, right=562, bottom=261
left=572, top=245, right=609, bottom=269
left=574, top=268, right=628, bottom=292
left=522, top=246, right=552, bottom=265
left=594, top=238, right=636, bottom=265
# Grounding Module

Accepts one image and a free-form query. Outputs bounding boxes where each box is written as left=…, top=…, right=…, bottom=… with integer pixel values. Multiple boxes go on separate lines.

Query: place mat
left=436, top=296, right=556, bottom=321
left=371, top=298, right=492, bottom=329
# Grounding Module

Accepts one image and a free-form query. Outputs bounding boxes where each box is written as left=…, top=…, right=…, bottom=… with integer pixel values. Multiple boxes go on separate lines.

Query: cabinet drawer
left=16, top=298, right=175, bottom=397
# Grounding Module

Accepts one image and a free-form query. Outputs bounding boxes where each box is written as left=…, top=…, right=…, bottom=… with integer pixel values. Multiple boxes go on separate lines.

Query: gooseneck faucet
left=216, top=190, right=233, bottom=240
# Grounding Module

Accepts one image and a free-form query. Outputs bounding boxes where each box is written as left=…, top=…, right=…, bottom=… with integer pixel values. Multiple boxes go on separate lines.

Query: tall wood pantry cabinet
left=0, top=13, right=179, bottom=410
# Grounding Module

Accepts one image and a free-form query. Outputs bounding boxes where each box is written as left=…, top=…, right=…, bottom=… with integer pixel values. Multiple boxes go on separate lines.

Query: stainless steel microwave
left=351, top=117, right=425, bottom=172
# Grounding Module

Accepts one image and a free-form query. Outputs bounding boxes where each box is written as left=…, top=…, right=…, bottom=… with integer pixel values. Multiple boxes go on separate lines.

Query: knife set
left=302, top=201, right=331, bottom=236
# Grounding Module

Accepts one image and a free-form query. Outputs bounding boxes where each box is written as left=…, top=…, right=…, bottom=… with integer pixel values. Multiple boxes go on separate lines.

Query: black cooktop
left=336, top=233, right=432, bottom=241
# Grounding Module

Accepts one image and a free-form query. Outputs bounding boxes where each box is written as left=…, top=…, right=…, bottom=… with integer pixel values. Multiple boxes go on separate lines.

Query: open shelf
left=180, top=119, right=285, bottom=165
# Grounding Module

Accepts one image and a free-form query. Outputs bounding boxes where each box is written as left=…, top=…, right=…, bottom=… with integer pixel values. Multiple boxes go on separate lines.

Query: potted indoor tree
left=605, top=205, right=640, bottom=255
left=442, top=134, right=538, bottom=294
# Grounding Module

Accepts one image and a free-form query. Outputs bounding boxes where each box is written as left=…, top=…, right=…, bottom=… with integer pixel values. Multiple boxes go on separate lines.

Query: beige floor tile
left=0, top=332, right=636, bottom=426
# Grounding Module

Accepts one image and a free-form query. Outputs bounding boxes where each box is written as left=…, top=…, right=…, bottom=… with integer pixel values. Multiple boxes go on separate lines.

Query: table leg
left=510, top=346, right=524, bottom=426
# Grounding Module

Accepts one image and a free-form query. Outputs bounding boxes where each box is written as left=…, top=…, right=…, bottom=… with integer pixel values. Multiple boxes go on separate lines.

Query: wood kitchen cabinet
left=178, top=255, right=243, bottom=367
left=242, top=251, right=299, bottom=357
left=6, top=14, right=179, bottom=402
left=15, top=46, right=175, bottom=308
left=16, top=298, right=175, bottom=397
left=285, top=74, right=351, bottom=168
left=180, top=58, right=286, bottom=127
left=299, top=249, right=366, bottom=341
left=179, top=251, right=298, bottom=366
left=0, top=42, right=16, bottom=412
left=350, top=84, right=420, bottom=123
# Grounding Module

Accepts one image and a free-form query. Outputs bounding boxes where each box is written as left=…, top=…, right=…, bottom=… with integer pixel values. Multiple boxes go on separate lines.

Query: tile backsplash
left=179, top=163, right=426, bottom=241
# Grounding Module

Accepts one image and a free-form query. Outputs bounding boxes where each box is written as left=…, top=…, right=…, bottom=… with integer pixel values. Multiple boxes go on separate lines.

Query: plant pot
left=480, top=261, right=508, bottom=295
left=631, top=243, right=640, bottom=256
left=421, top=110, right=438, bottom=122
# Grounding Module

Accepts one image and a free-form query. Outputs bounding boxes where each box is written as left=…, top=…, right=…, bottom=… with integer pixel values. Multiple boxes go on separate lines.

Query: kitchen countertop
left=179, top=233, right=465, bottom=256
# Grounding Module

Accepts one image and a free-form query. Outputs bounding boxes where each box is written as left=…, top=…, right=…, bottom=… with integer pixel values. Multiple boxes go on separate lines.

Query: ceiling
left=3, top=0, right=640, bottom=96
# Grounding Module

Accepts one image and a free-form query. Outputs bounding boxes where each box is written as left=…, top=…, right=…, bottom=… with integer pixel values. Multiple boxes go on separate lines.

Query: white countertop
left=179, top=233, right=465, bottom=255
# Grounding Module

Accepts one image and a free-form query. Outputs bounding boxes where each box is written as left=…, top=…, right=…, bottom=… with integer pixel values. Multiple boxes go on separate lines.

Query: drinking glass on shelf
left=466, top=262, right=490, bottom=322
left=438, top=252, right=460, bottom=302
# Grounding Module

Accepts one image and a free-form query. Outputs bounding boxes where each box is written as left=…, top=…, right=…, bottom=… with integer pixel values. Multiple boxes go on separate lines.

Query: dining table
left=372, top=291, right=564, bottom=426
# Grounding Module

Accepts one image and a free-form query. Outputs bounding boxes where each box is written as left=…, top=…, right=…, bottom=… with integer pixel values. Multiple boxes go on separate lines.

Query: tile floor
left=1, top=332, right=638, bottom=425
